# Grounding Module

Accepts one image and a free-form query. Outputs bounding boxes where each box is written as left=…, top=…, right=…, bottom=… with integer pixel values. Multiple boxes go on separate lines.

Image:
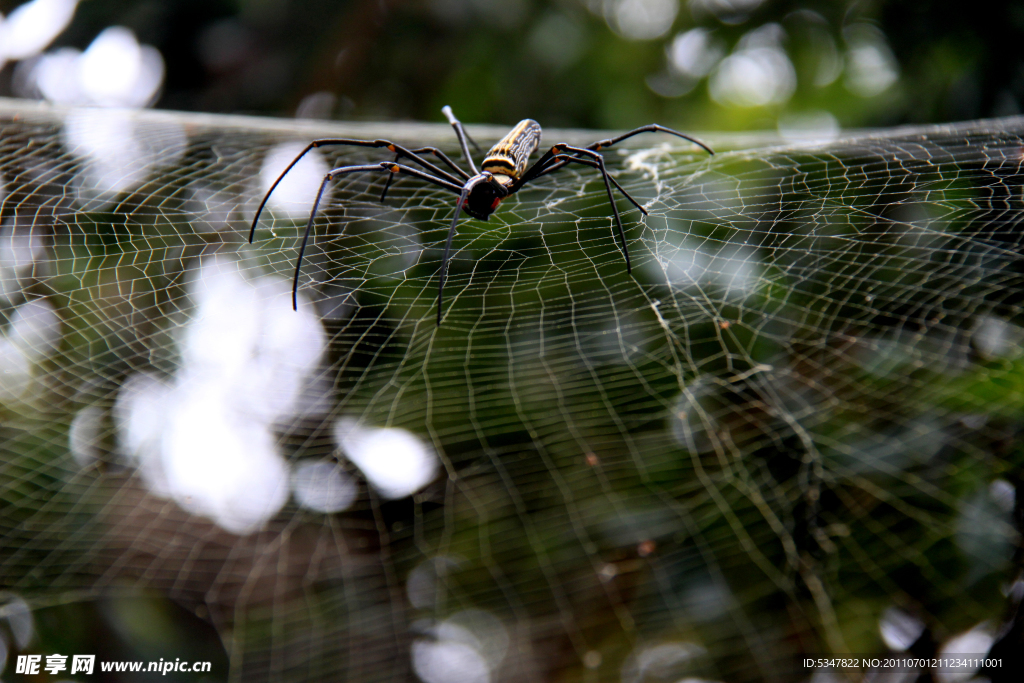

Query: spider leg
left=385, top=145, right=479, bottom=201
left=520, top=144, right=633, bottom=273
left=544, top=153, right=648, bottom=216
left=380, top=153, right=401, bottom=202
left=251, top=138, right=467, bottom=243
left=290, top=161, right=463, bottom=311
left=442, top=106, right=479, bottom=174
left=381, top=146, right=476, bottom=203
left=408, top=147, right=472, bottom=180
left=521, top=126, right=713, bottom=192
left=587, top=124, right=714, bottom=156
left=437, top=186, right=471, bottom=325
left=513, top=146, right=560, bottom=187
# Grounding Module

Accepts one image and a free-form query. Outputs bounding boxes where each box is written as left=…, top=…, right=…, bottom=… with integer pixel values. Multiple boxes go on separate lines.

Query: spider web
left=1, top=97, right=1023, bottom=683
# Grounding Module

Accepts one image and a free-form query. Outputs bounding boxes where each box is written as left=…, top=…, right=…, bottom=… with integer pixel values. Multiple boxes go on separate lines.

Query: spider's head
left=462, top=172, right=510, bottom=221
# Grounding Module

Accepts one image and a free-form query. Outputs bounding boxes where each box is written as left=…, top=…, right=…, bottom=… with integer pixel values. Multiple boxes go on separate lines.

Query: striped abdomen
left=482, top=119, right=541, bottom=181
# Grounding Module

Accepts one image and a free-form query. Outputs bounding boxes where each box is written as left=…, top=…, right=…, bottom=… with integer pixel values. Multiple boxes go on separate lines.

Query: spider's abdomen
left=482, top=119, right=541, bottom=181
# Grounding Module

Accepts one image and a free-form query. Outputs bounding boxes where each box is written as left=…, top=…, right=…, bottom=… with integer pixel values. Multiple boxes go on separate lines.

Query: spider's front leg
left=285, top=161, right=464, bottom=311
left=441, top=106, right=481, bottom=173
left=250, top=138, right=470, bottom=243
left=379, top=146, right=472, bottom=203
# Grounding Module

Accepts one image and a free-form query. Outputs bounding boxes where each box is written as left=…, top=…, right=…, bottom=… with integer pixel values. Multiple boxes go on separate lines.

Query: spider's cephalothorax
left=460, top=172, right=509, bottom=221
left=249, top=106, right=713, bottom=324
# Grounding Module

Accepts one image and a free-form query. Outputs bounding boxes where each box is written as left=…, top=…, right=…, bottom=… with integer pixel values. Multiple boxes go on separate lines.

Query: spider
left=248, top=106, right=713, bottom=324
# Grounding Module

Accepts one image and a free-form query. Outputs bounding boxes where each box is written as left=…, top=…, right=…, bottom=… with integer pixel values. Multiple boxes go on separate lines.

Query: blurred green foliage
left=3, top=0, right=1024, bottom=130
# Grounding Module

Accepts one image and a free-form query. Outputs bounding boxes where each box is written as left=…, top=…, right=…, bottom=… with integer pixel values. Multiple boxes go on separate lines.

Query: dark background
left=2, top=0, right=1021, bottom=131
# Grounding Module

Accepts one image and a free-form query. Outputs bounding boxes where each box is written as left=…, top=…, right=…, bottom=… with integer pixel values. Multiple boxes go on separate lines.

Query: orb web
left=0, top=99, right=1022, bottom=682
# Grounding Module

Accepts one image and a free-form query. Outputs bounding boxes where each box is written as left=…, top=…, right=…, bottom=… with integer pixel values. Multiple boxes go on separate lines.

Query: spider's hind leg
left=589, top=124, right=714, bottom=156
